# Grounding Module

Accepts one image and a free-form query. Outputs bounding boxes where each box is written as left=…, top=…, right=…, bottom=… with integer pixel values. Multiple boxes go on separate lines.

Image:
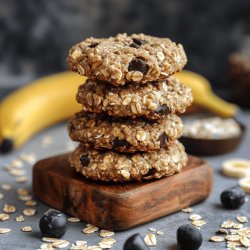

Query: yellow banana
left=174, top=70, right=238, bottom=117
left=0, top=71, right=86, bottom=153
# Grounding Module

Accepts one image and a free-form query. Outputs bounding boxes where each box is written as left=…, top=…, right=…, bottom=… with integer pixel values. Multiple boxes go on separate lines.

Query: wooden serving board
left=33, top=154, right=212, bottom=231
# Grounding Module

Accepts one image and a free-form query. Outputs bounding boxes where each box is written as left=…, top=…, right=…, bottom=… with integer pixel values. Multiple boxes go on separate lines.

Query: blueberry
left=155, top=105, right=170, bottom=115
left=177, top=224, right=202, bottom=250
left=112, top=138, right=130, bottom=150
left=158, top=133, right=168, bottom=147
left=80, top=154, right=90, bottom=166
left=0, top=138, right=13, bottom=154
left=39, top=210, right=68, bottom=238
left=220, top=187, right=246, bottom=209
left=128, top=58, right=149, bottom=74
left=123, top=234, right=149, bottom=250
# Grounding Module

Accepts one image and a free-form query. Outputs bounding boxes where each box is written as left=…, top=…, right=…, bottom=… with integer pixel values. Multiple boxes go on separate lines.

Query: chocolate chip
left=89, top=42, right=99, bottom=48
left=112, top=138, right=130, bottom=149
left=128, top=58, right=149, bottom=74
left=129, top=38, right=147, bottom=48
left=155, top=105, right=170, bottom=115
left=80, top=154, right=90, bottom=166
left=158, top=133, right=168, bottom=147
left=143, top=168, right=157, bottom=177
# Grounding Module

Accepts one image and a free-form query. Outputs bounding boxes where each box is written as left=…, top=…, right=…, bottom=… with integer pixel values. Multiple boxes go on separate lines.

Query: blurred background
left=0, top=0, right=250, bottom=105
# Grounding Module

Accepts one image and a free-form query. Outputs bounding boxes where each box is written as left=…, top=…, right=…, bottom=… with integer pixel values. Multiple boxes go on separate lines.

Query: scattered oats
left=1, top=184, right=11, bottom=190
left=98, top=238, right=116, bottom=249
left=189, top=214, right=202, bottom=221
left=67, top=217, right=81, bottom=223
left=8, top=169, right=26, bottom=176
left=156, top=231, right=164, bottom=235
left=227, top=241, right=241, bottom=248
left=82, top=224, right=99, bottom=234
left=149, top=227, right=156, bottom=232
left=210, top=236, right=225, bottom=242
left=52, top=239, right=70, bottom=249
left=18, top=195, right=32, bottom=201
left=225, top=235, right=241, bottom=242
left=41, top=136, right=53, bottom=147
left=17, top=188, right=29, bottom=196
left=192, top=220, right=206, bottom=228
left=25, top=200, right=38, bottom=206
left=70, top=241, right=88, bottom=249
left=21, top=226, right=32, bottom=232
left=230, top=229, right=239, bottom=235
left=240, top=236, right=250, bottom=247
left=0, top=228, right=11, bottom=234
left=16, top=176, right=28, bottom=183
left=15, top=215, right=25, bottom=222
left=99, top=230, right=114, bottom=238
left=42, top=237, right=58, bottom=243
left=23, top=208, right=36, bottom=216
left=182, top=207, right=193, bottom=213
left=237, top=216, right=248, bottom=223
left=87, top=246, right=102, bottom=250
left=20, top=153, right=36, bottom=164
left=10, top=159, right=23, bottom=168
left=238, top=227, right=250, bottom=236
left=40, top=243, right=54, bottom=250
left=0, top=213, right=9, bottom=221
left=0, top=193, right=3, bottom=200
left=3, top=204, right=16, bottom=213
left=216, top=229, right=228, bottom=235
left=144, top=233, right=157, bottom=246
left=221, top=221, right=243, bottom=229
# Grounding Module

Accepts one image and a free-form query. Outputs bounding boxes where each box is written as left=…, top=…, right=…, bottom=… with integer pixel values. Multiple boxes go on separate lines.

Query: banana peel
left=174, top=70, right=238, bottom=118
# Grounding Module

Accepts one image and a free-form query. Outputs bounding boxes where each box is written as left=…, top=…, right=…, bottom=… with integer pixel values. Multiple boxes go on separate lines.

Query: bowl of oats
left=180, top=117, right=246, bottom=156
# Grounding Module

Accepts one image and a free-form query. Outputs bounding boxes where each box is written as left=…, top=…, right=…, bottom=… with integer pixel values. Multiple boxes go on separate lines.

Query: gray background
left=0, top=112, right=249, bottom=250
left=0, top=0, right=250, bottom=90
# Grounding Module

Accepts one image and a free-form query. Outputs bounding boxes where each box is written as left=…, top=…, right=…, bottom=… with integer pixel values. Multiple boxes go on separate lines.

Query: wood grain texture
left=32, top=154, right=212, bottom=231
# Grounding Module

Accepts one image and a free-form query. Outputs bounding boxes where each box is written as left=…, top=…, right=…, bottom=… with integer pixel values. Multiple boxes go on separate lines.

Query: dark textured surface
left=0, top=112, right=249, bottom=249
left=0, top=0, right=250, bottom=88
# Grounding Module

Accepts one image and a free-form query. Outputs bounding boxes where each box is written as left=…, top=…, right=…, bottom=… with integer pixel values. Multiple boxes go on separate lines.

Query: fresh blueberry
left=0, top=138, right=13, bottom=154
left=177, top=224, right=202, bottom=250
left=123, top=233, right=150, bottom=250
left=220, top=186, right=246, bottom=209
left=39, top=210, right=68, bottom=238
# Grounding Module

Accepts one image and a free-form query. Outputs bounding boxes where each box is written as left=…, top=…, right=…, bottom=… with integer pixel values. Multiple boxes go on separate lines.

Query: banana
left=174, top=70, right=238, bottom=117
left=0, top=72, right=86, bottom=153
left=221, top=159, right=250, bottom=178
left=239, top=177, right=250, bottom=193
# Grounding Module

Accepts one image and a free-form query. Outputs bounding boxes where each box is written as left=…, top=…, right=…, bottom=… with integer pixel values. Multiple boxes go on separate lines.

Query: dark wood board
left=32, top=154, right=213, bottom=231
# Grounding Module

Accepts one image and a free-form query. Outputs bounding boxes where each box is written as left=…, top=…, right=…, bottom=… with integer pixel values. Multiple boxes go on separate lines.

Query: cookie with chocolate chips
left=76, top=76, right=193, bottom=119
left=69, top=141, right=187, bottom=182
left=67, top=33, right=187, bottom=85
left=67, top=111, right=183, bottom=153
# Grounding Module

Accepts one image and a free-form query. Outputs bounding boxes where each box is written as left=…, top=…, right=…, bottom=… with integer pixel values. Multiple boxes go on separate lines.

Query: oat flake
left=52, top=239, right=70, bottom=248
left=15, top=215, right=25, bottom=222
left=3, top=204, right=16, bottom=213
left=21, top=226, right=32, bottom=232
left=0, top=228, right=11, bottom=234
left=67, top=217, right=81, bottom=223
left=0, top=213, right=9, bottom=221
left=210, top=236, right=225, bottom=242
left=23, top=208, right=36, bottom=216
left=99, top=230, right=115, bottom=238
left=144, top=233, right=157, bottom=246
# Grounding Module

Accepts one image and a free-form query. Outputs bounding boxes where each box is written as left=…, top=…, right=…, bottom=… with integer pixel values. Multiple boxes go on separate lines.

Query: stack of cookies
left=67, top=33, right=193, bottom=182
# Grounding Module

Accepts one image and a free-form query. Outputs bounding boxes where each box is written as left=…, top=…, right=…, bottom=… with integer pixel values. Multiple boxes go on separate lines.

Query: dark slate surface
left=0, top=112, right=249, bottom=250
left=0, top=0, right=250, bottom=88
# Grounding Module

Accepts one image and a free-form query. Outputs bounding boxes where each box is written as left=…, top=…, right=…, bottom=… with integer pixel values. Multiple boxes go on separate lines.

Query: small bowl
left=180, top=122, right=246, bottom=156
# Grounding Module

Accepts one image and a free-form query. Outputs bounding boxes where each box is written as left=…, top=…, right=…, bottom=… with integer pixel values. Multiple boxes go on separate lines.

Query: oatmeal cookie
left=67, top=33, right=187, bottom=85
left=68, top=111, right=183, bottom=153
left=76, top=76, right=193, bottom=119
left=69, top=141, right=187, bottom=182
